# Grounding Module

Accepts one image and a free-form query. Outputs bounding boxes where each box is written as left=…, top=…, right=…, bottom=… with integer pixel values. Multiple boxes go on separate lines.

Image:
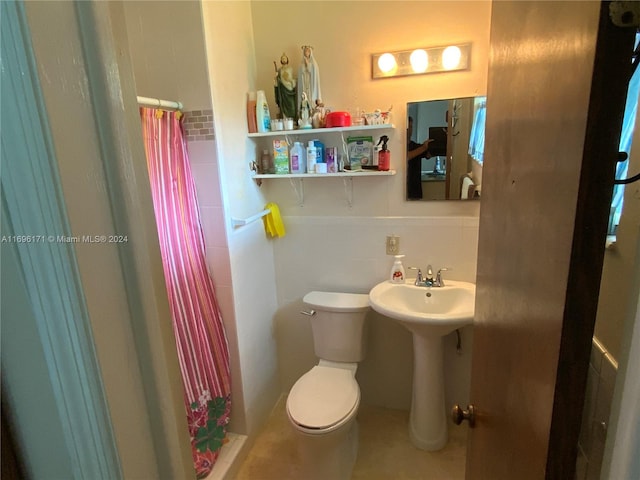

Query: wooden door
left=465, top=2, right=635, bottom=479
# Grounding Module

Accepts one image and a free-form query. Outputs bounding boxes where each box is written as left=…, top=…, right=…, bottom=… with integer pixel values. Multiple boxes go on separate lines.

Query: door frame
left=546, top=2, right=636, bottom=477
left=3, top=1, right=195, bottom=478
left=1, top=1, right=122, bottom=477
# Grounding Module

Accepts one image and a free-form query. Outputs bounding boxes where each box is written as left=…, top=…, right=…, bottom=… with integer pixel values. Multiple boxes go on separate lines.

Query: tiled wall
left=273, top=215, right=479, bottom=411
left=576, top=338, right=618, bottom=480
left=184, top=110, right=215, bottom=142
left=187, top=139, right=249, bottom=432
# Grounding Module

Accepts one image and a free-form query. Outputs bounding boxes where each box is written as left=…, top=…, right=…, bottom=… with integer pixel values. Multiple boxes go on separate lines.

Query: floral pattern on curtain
left=140, top=107, right=231, bottom=479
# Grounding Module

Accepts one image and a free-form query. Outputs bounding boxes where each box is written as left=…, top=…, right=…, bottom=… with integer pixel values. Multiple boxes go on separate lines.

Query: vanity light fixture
left=371, top=43, right=471, bottom=79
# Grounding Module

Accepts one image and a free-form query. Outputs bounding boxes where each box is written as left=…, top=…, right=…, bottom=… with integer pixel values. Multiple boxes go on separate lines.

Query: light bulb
left=377, top=53, right=397, bottom=74
left=442, top=46, right=462, bottom=70
left=410, top=49, right=429, bottom=73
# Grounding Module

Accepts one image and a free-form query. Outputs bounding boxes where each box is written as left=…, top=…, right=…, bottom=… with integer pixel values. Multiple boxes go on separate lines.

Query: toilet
left=286, top=291, right=370, bottom=480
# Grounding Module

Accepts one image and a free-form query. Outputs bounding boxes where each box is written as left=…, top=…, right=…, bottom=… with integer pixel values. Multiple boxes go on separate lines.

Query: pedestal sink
left=369, top=279, right=475, bottom=451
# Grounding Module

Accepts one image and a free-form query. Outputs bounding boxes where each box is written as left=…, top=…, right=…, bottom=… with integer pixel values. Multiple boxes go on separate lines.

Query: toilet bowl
left=286, top=291, right=369, bottom=480
left=287, top=361, right=360, bottom=433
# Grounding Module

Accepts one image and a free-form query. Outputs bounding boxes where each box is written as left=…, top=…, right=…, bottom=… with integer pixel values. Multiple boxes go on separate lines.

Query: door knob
left=451, top=404, right=476, bottom=427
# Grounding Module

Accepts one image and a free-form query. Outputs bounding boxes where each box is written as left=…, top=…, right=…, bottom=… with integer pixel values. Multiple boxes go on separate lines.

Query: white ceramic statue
left=298, top=45, right=322, bottom=111
left=298, top=92, right=312, bottom=129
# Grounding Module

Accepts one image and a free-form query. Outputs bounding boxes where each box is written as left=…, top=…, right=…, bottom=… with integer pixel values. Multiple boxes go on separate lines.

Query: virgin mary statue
left=297, top=46, right=321, bottom=111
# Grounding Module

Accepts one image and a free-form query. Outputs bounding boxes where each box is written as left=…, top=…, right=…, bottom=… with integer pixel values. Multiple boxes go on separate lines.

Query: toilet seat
left=287, top=365, right=360, bottom=430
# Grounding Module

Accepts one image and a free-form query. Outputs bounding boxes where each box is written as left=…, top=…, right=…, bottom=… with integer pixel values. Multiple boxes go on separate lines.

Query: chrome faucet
left=425, top=265, right=434, bottom=284
left=410, top=265, right=449, bottom=287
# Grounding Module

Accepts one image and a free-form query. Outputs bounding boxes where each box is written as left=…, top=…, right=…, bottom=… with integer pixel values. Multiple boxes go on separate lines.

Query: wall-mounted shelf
left=248, top=124, right=396, bottom=207
left=253, top=170, right=396, bottom=207
left=248, top=123, right=395, bottom=138
left=253, top=170, right=396, bottom=179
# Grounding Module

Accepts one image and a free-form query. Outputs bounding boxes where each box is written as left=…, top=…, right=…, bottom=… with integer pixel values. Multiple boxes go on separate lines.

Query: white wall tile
left=187, top=140, right=217, bottom=166
left=273, top=215, right=479, bottom=408
left=200, top=206, right=228, bottom=249
left=191, top=163, right=223, bottom=209
left=578, top=338, right=618, bottom=480
left=206, top=246, right=232, bottom=288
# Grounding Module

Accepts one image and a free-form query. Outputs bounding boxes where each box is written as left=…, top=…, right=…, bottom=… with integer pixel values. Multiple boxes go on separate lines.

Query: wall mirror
left=406, top=97, right=485, bottom=201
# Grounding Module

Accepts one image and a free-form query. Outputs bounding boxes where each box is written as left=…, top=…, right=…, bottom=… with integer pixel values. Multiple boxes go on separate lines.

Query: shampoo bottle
left=289, top=141, right=307, bottom=174
left=256, top=90, right=271, bottom=133
left=306, top=141, right=317, bottom=174
left=377, top=135, right=390, bottom=171
left=313, top=139, right=325, bottom=165
left=246, top=92, right=257, bottom=133
left=390, top=255, right=405, bottom=283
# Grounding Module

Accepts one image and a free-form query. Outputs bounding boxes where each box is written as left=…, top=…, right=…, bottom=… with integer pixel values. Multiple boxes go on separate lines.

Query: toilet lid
left=288, top=366, right=359, bottom=429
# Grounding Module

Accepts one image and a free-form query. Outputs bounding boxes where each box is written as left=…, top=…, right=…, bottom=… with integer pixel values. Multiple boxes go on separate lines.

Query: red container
left=325, top=111, right=352, bottom=128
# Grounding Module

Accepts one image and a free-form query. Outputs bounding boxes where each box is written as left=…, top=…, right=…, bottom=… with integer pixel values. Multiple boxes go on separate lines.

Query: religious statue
left=274, top=53, right=297, bottom=120
left=312, top=99, right=328, bottom=129
left=298, top=46, right=322, bottom=112
left=298, top=92, right=312, bottom=129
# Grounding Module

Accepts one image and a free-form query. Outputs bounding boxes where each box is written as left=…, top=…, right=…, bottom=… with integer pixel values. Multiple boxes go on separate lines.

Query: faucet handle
left=408, top=267, right=423, bottom=285
left=435, top=267, right=451, bottom=287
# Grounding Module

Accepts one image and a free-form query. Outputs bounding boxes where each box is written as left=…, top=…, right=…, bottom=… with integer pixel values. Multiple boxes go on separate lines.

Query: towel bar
left=231, top=209, right=271, bottom=228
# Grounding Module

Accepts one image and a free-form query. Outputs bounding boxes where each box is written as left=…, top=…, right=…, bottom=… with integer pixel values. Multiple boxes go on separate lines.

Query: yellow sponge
left=263, top=202, right=286, bottom=238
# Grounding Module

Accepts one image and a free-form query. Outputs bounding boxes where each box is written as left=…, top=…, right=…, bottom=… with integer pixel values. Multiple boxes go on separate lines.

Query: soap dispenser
left=390, top=254, right=406, bottom=283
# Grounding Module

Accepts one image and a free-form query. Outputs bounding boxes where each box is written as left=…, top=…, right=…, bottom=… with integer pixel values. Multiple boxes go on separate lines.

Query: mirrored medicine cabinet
left=406, top=96, right=485, bottom=201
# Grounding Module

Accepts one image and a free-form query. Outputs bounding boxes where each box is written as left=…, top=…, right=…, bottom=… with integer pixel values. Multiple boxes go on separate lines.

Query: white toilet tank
left=303, top=291, right=370, bottom=362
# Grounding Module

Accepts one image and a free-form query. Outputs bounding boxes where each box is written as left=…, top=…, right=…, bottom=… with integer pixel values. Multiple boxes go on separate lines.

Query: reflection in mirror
left=406, top=97, right=485, bottom=201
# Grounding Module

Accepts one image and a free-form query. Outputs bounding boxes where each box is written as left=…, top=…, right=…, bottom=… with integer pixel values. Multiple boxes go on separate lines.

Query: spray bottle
left=377, top=135, right=390, bottom=171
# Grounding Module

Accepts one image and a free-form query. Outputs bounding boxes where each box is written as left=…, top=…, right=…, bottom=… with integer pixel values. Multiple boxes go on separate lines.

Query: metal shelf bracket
left=343, top=177, right=354, bottom=207
left=289, top=177, right=304, bottom=206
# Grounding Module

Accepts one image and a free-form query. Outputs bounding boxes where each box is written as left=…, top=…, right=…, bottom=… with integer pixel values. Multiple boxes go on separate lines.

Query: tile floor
left=234, top=396, right=468, bottom=480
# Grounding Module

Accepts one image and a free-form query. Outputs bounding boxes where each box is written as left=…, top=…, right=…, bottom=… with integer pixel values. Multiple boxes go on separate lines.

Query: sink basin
left=369, top=280, right=475, bottom=337
left=369, top=279, right=476, bottom=451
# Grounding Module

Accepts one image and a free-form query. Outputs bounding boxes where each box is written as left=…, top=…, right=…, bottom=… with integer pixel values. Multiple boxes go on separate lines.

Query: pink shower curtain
left=140, top=107, right=231, bottom=479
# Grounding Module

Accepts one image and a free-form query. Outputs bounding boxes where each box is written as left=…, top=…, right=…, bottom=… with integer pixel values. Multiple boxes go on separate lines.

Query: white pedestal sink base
left=408, top=334, right=447, bottom=451
left=368, top=280, right=476, bottom=452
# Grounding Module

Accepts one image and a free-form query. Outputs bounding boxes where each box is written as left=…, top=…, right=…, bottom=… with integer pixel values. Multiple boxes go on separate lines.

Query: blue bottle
left=313, top=139, right=325, bottom=164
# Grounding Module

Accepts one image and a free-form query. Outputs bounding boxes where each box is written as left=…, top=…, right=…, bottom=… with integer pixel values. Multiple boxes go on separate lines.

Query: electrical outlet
left=386, top=235, right=400, bottom=255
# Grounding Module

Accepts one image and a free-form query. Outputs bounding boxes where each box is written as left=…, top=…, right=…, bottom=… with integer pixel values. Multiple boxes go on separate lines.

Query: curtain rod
left=137, top=95, right=183, bottom=110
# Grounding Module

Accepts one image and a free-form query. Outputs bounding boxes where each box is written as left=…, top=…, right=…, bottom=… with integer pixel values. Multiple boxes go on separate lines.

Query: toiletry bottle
left=306, top=141, right=317, bottom=174
left=377, top=135, right=390, bottom=171
left=256, top=90, right=271, bottom=133
left=313, top=139, right=325, bottom=165
left=390, top=254, right=406, bottom=283
left=372, top=143, right=381, bottom=169
left=260, top=149, right=272, bottom=174
left=289, top=141, right=306, bottom=174
left=246, top=92, right=257, bottom=133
